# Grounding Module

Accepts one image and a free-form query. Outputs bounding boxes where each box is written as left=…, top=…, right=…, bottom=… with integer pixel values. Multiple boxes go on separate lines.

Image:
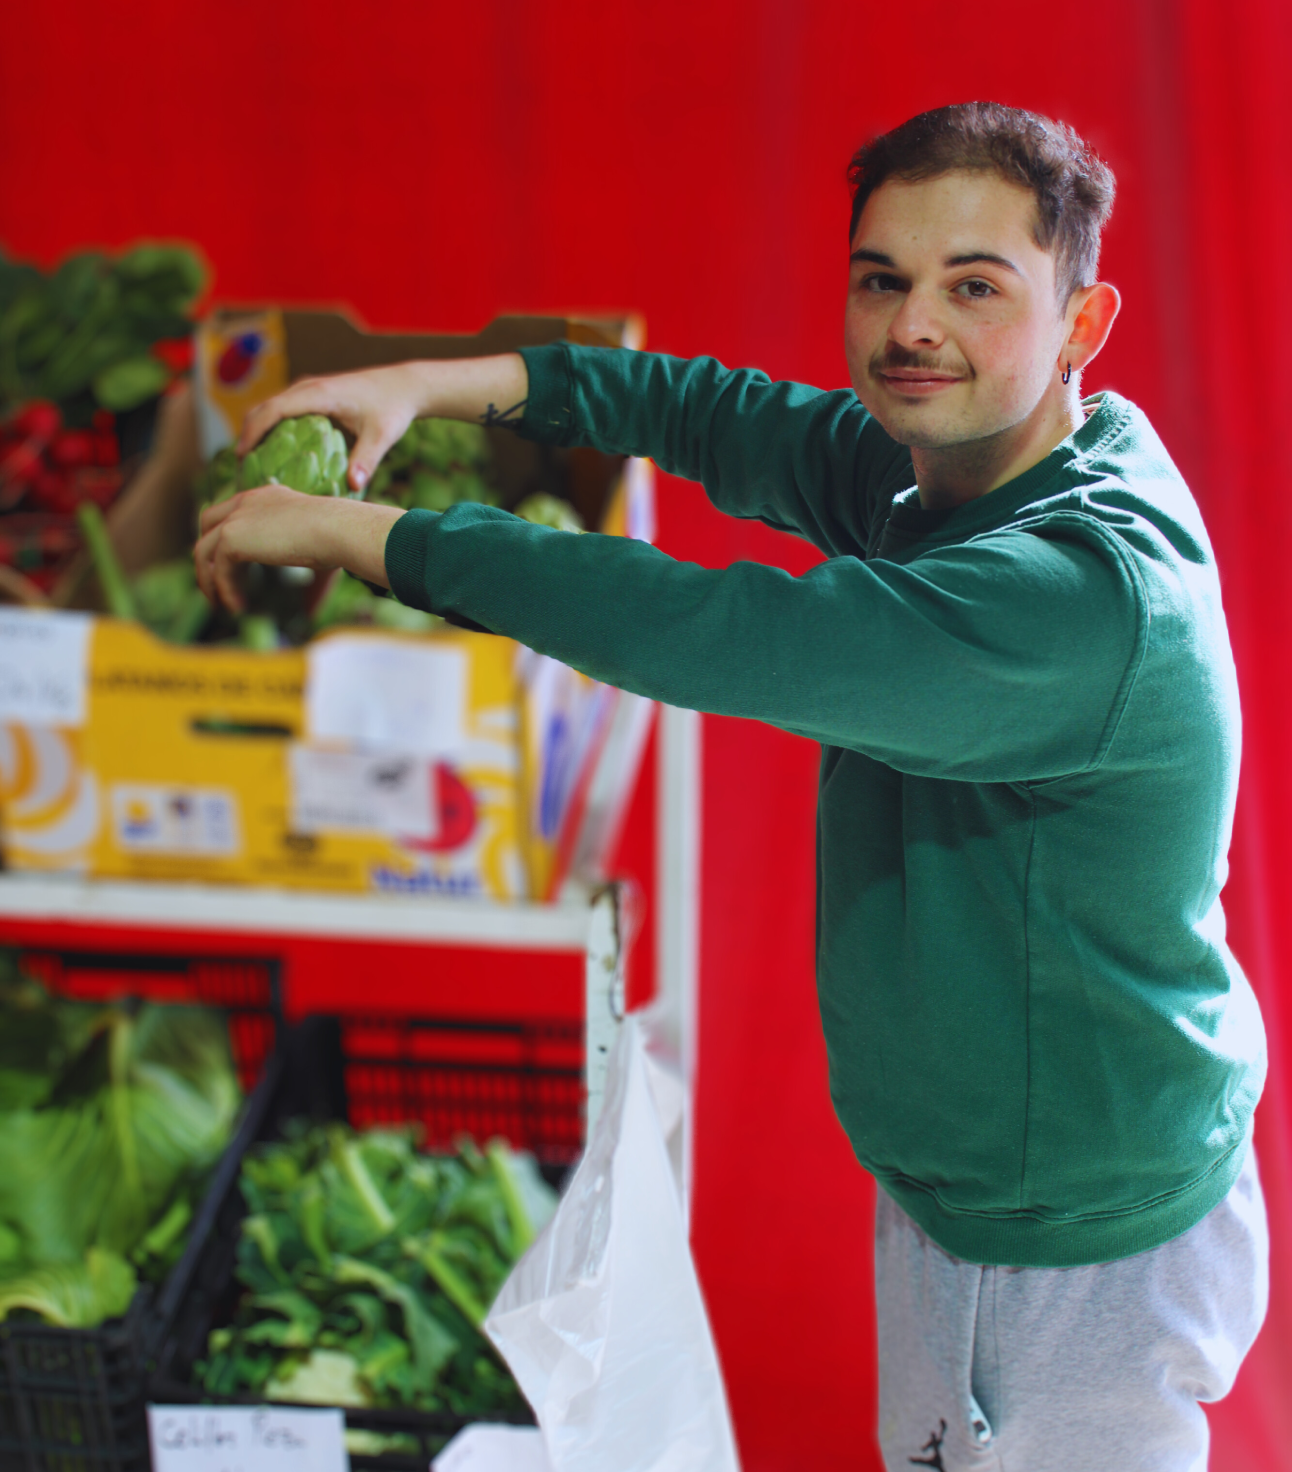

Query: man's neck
left=911, top=390, right=1085, bottom=512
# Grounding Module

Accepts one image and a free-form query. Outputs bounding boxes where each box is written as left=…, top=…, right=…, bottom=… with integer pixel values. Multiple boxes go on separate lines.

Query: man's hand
left=238, top=352, right=530, bottom=494
left=194, top=487, right=403, bottom=613
left=238, top=365, right=426, bottom=495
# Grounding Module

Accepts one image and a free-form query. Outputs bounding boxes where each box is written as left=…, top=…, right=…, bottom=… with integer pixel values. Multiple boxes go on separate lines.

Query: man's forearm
left=406, top=353, right=530, bottom=428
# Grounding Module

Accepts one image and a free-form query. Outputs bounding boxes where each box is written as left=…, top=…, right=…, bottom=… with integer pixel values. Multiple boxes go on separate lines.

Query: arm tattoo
left=480, top=398, right=528, bottom=427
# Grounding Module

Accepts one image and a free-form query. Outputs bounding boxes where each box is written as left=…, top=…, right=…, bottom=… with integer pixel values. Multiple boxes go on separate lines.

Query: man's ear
left=1063, top=282, right=1121, bottom=375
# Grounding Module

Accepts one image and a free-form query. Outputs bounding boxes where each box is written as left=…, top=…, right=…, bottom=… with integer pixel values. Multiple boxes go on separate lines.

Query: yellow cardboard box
left=0, top=618, right=527, bottom=899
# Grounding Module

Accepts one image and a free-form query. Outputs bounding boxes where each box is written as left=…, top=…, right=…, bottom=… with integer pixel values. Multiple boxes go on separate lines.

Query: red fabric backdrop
left=3, top=3, right=1289, bottom=1466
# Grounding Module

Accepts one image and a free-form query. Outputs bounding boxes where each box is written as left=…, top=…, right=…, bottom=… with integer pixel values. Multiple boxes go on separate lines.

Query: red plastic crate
left=340, top=1013, right=584, bottom=1164
left=16, top=951, right=280, bottom=1094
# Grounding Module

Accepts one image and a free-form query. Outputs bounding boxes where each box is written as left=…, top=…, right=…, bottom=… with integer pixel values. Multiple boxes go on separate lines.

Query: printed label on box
left=110, top=784, right=240, bottom=855
left=194, top=309, right=290, bottom=457
left=289, top=744, right=437, bottom=840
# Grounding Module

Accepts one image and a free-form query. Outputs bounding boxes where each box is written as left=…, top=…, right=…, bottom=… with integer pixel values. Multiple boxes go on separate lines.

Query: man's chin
left=864, top=402, right=977, bottom=450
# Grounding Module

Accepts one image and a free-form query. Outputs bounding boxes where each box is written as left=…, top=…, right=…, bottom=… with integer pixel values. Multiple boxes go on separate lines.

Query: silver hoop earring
left=1062, top=362, right=1072, bottom=385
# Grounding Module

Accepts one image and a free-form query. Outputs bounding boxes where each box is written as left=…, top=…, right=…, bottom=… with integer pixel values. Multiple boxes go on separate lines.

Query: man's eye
left=955, top=279, right=996, bottom=299
left=861, top=273, right=903, bottom=294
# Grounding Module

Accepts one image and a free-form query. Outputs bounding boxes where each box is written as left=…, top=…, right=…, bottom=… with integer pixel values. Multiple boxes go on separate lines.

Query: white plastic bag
left=432, top=1423, right=551, bottom=1471
left=484, top=1016, right=740, bottom=1472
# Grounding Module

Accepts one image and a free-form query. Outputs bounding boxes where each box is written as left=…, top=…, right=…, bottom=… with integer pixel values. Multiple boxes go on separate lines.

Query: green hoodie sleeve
left=384, top=503, right=1144, bottom=783
left=515, top=342, right=912, bottom=554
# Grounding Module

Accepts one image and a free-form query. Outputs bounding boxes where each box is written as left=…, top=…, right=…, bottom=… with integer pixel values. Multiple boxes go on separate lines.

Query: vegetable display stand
left=145, top=1011, right=578, bottom=1470
left=0, top=949, right=282, bottom=1472
left=0, top=702, right=703, bottom=1469
left=0, top=887, right=639, bottom=1470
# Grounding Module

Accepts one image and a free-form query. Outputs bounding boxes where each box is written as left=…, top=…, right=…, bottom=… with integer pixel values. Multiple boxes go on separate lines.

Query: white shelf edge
left=0, top=874, right=593, bottom=949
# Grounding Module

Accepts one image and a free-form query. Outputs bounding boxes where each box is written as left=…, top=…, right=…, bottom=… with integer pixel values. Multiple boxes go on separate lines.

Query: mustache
left=870, top=346, right=969, bottom=377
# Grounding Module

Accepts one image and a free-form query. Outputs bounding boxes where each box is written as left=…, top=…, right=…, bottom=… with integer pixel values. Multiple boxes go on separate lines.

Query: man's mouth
left=876, top=367, right=964, bottom=396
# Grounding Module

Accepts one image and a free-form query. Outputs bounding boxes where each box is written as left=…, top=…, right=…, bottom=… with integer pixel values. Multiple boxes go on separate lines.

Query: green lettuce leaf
left=0, top=1248, right=136, bottom=1327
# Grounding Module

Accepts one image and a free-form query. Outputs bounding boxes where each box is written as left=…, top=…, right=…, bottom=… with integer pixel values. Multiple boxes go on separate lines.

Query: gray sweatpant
left=876, top=1149, right=1268, bottom=1472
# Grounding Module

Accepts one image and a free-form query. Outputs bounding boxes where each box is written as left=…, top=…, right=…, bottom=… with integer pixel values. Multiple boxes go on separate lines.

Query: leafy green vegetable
left=514, top=493, right=584, bottom=532
left=0, top=241, right=204, bottom=412
left=198, top=1123, right=554, bottom=1417
left=267, top=1348, right=370, bottom=1407
left=194, top=445, right=239, bottom=508
left=366, top=417, right=498, bottom=512
left=0, top=1248, right=137, bottom=1328
left=0, top=960, right=241, bottom=1328
left=239, top=415, right=348, bottom=498
left=93, top=353, right=171, bottom=412
left=238, top=613, right=280, bottom=651
left=311, top=570, right=442, bottom=636
left=133, top=558, right=212, bottom=644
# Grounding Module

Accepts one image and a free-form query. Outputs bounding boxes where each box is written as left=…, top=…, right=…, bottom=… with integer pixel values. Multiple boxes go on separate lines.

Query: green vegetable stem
left=75, top=501, right=137, bottom=621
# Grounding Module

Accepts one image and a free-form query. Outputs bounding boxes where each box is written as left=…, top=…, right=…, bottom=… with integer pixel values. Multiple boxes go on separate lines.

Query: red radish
left=11, top=401, right=60, bottom=443
left=50, top=431, right=96, bottom=469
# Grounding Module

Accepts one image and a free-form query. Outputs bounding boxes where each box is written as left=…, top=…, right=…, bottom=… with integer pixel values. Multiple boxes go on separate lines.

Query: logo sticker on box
left=110, top=784, right=240, bottom=855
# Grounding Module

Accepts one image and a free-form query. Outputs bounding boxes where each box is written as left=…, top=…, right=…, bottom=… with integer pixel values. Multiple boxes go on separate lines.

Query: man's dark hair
left=847, top=103, right=1115, bottom=305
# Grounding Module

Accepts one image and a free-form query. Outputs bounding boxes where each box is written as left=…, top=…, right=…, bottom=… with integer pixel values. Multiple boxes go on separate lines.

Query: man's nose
left=889, top=286, right=944, bottom=348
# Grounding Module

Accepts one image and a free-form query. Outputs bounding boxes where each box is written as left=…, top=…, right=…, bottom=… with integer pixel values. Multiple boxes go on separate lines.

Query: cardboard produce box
left=0, top=617, right=528, bottom=898
left=0, top=312, right=653, bottom=899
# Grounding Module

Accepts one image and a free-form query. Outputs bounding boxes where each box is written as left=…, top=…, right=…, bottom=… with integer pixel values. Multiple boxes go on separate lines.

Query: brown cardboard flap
left=277, top=311, right=627, bottom=378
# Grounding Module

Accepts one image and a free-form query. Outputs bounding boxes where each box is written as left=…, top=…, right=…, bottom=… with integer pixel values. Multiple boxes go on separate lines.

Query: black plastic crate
left=0, top=950, right=283, bottom=1472
left=147, top=1011, right=583, bottom=1468
left=0, top=1297, right=149, bottom=1472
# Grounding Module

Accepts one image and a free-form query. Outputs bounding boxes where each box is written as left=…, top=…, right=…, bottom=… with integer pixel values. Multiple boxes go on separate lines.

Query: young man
left=197, top=104, right=1268, bottom=1471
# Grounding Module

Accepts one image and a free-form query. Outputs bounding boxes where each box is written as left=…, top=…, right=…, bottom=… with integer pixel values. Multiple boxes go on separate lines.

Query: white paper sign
left=433, top=1424, right=551, bottom=1472
left=0, top=608, right=92, bottom=727
left=306, top=636, right=467, bottom=756
left=289, top=745, right=437, bottom=840
left=147, top=1405, right=346, bottom=1472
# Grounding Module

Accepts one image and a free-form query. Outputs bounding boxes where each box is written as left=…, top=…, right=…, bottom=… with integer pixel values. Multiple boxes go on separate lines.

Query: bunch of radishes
left=0, top=400, right=122, bottom=517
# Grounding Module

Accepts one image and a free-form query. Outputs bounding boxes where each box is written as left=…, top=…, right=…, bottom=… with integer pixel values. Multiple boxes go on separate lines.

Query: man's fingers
left=193, top=520, right=245, bottom=612
left=238, top=376, right=355, bottom=455
left=212, top=538, right=245, bottom=614
left=349, top=417, right=405, bottom=494
left=198, top=492, right=243, bottom=536
left=193, top=527, right=217, bottom=604
left=238, top=380, right=329, bottom=452
left=238, top=398, right=289, bottom=455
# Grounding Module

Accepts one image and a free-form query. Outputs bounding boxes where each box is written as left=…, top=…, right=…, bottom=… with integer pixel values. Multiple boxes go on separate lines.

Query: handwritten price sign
left=0, top=608, right=92, bottom=727
left=146, top=1406, right=347, bottom=1472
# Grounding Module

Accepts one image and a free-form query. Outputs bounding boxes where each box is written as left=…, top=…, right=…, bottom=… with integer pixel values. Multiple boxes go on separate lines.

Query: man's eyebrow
left=848, top=247, right=1022, bottom=276
left=944, top=251, right=1020, bottom=275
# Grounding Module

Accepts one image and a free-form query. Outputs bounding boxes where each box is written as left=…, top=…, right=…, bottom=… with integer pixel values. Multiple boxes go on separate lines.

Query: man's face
left=844, top=170, right=1072, bottom=448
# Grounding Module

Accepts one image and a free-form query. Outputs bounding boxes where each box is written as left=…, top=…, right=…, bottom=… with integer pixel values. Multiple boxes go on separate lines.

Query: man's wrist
left=408, top=359, right=454, bottom=420
left=320, top=498, right=402, bottom=587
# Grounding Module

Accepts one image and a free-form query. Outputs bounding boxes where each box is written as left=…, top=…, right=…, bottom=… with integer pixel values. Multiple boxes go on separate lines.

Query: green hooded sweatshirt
left=384, top=343, right=1266, bottom=1267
